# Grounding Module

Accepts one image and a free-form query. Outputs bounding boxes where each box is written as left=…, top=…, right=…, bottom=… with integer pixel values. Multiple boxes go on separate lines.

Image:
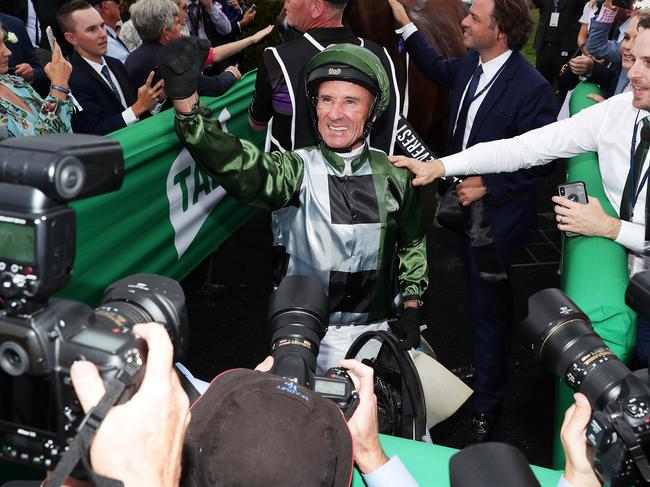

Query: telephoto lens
left=91, top=273, right=189, bottom=360
left=518, top=288, right=629, bottom=410
left=269, top=275, right=330, bottom=388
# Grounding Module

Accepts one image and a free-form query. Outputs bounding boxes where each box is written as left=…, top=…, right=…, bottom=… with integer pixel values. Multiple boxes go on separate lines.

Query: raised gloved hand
left=389, top=307, right=421, bottom=351
left=156, top=37, right=210, bottom=100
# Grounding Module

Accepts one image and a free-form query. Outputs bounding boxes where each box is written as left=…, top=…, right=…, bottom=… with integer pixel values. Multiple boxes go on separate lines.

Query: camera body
left=268, top=275, right=359, bottom=417
left=519, top=286, right=650, bottom=486
left=0, top=135, right=188, bottom=470
left=0, top=299, right=146, bottom=468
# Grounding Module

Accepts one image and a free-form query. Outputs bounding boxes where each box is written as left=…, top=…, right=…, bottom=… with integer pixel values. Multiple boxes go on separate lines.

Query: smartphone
left=46, top=25, right=56, bottom=50
left=557, top=181, right=588, bottom=238
left=152, top=66, right=163, bottom=86
left=6, top=66, right=15, bottom=75
left=250, top=3, right=256, bottom=11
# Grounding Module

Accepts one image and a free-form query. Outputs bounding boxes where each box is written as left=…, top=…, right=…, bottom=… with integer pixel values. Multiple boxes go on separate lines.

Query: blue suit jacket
left=406, top=30, right=557, bottom=253
left=0, top=13, right=46, bottom=86
left=69, top=52, right=137, bottom=136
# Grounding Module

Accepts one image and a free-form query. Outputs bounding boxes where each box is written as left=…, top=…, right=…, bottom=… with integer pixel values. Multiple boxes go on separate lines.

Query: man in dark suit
left=533, top=0, right=585, bottom=104
left=389, top=0, right=557, bottom=443
left=0, top=12, right=48, bottom=95
left=124, top=0, right=239, bottom=106
left=57, top=0, right=163, bottom=135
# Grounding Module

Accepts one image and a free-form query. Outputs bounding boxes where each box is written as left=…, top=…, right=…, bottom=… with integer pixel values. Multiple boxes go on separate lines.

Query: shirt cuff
left=556, top=475, right=576, bottom=487
left=122, top=107, right=138, bottom=126
left=395, top=22, right=417, bottom=40
left=615, top=219, right=645, bottom=252
left=362, top=455, right=418, bottom=487
left=595, top=5, right=617, bottom=23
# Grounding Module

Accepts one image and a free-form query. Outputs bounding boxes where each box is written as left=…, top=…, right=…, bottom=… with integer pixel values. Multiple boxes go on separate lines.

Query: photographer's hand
left=561, top=393, right=602, bottom=487
left=340, top=359, right=389, bottom=474
left=552, top=195, right=621, bottom=240
left=70, top=323, right=190, bottom=487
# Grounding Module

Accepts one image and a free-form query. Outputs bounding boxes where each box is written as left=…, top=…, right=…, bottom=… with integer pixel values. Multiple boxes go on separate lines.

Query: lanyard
left=629, top=110, right=650, bottom=214
left=463, top=61, right=508, bottom=108
left=553, top=0, right=560, bottom=11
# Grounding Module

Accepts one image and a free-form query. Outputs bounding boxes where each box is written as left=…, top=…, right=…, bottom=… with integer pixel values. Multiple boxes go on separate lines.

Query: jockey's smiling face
left=316, top=80, right=374, bottom=150
left=629, top=28, right=650, bottom=111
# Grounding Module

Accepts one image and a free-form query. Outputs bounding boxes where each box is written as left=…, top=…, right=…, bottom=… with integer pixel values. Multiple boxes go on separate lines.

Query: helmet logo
left=328, top=68, right=342, bottom=76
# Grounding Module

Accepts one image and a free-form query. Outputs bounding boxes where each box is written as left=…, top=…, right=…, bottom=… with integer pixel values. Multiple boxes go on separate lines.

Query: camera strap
left=44, top=371, right=133, bottom=487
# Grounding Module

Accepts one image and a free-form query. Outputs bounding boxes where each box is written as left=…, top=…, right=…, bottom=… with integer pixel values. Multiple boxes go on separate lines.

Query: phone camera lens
left=560, top=188, right=565, bottom=195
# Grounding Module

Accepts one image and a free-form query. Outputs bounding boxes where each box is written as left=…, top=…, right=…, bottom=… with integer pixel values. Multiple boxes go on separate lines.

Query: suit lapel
left=72, top=52, right=133, bottom=108
left=466, top=52, right=520, bottom=147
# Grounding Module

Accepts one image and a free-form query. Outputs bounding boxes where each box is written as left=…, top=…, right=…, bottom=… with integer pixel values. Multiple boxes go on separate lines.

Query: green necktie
left=620, top=117, right=650, bottom=221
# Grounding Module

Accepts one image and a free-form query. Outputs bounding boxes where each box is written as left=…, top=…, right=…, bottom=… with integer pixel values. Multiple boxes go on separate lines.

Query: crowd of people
left=0, top=0, right=647, bottom=485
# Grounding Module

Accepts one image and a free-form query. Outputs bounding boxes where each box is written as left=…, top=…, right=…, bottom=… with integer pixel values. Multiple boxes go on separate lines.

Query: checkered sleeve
left=174, top=104, right=303, bottom=210
left=395, top=173, right=428, bottom=304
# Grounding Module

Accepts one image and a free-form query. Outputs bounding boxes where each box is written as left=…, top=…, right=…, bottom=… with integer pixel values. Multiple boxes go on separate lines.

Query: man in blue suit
left=388, top=0, right=557, bottom=443
left=0, top=12, right=47, bottom=96
left=57, top=0, right=164, bottom=135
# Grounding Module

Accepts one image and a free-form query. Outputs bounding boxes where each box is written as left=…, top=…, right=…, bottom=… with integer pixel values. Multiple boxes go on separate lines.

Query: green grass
left=522, top=8, right=541, bottom=65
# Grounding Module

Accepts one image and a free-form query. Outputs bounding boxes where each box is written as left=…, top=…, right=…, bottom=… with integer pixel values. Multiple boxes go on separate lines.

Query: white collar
left=478, top=49, right=512, bottom=81
left=82, top=55, right=109, bottom=76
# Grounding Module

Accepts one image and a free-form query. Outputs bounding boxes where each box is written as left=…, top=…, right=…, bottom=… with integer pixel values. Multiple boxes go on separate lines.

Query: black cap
left=182, top=369, right=354, bottom=487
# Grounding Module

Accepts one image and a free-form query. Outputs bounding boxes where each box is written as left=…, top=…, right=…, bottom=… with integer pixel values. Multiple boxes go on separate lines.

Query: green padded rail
left=552, top=82, right=637, bottom=468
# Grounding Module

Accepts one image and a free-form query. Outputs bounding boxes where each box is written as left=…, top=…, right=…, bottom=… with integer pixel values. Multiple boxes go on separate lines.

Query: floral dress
left=0, top=74, right=73, bottom=139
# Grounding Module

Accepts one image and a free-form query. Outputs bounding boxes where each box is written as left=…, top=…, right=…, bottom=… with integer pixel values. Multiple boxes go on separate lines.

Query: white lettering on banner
left=167, top=148, right=226, bottom=259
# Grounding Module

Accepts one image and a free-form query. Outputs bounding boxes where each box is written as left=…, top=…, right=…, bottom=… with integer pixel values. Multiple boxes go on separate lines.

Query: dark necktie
left=621, top=117, right=650, bottom=222
left=450, top=65, right=483, bottom=154
left=100, top=64, right=121, bottom=102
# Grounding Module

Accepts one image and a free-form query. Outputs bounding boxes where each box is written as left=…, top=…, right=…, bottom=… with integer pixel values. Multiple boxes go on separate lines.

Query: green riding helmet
left=305, top=43, right=390, bottom=152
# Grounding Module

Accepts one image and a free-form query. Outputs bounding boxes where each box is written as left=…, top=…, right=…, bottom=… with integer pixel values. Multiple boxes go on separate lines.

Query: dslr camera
left=519, top=276, right=650, bottom=487
left=0, top=135, right=188, bottom=470
left=268, top=275, right=358, bottom=417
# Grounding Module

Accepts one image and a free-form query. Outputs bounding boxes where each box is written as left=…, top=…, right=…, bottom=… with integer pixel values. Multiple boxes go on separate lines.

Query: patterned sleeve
left=34, top=93, right=74, bottom=135
left=174, top=104, right=304, bottom=211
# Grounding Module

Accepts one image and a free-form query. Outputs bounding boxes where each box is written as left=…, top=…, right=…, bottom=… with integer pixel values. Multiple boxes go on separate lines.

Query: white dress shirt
left=82, top=56, right=138, bottom=126
left=440, top=91, right=650, bottom=273
left=26, top=0, right=40, bottom=48
left=105, top=25, right=130, bottom=64
left=397, top=22, right=511, bottom=150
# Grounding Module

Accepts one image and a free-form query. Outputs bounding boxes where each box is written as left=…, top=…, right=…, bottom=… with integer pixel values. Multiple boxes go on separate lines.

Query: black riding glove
left=389, top=307, right=421, bottom=351
left=156, top=37, right=210, bottom=100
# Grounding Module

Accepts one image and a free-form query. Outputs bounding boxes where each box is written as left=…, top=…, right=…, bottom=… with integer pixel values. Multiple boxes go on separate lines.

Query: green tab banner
left=57, top=71, right=265, bottom=305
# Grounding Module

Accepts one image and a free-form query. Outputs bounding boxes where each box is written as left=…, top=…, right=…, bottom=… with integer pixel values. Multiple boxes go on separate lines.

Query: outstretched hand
left=157, top=37, right=211, bottom=100
left=390, top=156, right=446, bottom=186
left=387, top=0, right=411, bottom=27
